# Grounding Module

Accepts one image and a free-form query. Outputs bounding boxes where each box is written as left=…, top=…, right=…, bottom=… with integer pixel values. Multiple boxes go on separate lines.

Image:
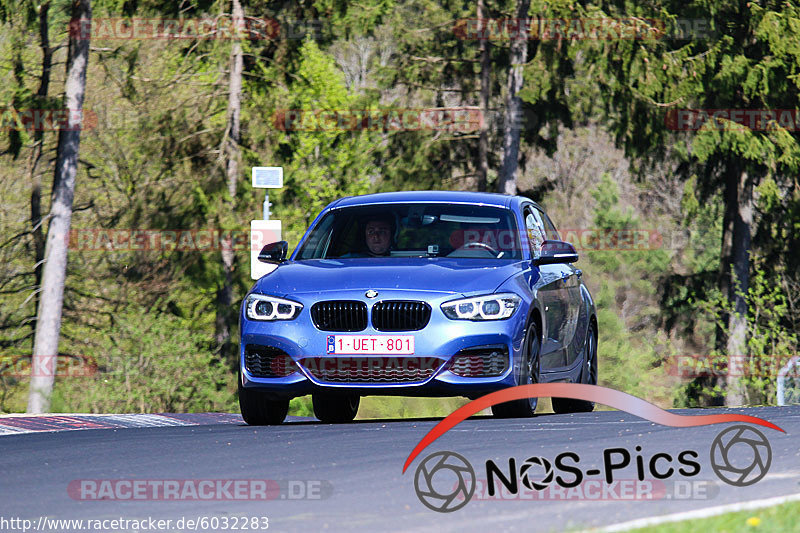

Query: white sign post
left=252, top=167, right=283, bottom=220
left=251, top=167, right=284, bottom=280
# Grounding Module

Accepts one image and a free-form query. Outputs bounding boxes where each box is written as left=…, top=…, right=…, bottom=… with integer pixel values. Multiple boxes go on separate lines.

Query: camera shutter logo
left=520, top=456, right=554, bottom=491
left=414, top=451, right=475, bottom=513
left=710, top=425, right=772, bottom=487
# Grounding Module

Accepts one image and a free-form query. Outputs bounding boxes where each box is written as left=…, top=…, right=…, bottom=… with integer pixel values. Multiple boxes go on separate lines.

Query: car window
left=296, top=212, right=336, bottom=259
left=295, top=204, right=522, bottom=260
left=524, top=206, right=546, bottom=260
left=537, top=208, right=561, bottom=241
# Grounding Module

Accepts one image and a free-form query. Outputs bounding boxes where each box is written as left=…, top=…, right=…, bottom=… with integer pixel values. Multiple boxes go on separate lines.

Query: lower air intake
left=244, top=345, right=296, bottom=378
left=449, top=345, right=509, bottom=377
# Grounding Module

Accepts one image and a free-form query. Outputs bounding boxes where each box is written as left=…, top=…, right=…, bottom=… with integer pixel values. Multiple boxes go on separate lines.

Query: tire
left=312, top=393, right=360, bottom=423
left=492, top=321, right=540, bottom=418
left=552, top=322, right=597, bottom=414
left=238, top=374, right=289, bottom=425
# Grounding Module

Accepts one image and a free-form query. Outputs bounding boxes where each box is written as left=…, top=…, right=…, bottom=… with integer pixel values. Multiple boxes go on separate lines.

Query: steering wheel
left=461, top=240, right=501, bottom=258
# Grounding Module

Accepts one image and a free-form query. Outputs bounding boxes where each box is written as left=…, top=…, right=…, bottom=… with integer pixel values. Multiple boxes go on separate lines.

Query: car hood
left=254, top=258, right=525, bottom=297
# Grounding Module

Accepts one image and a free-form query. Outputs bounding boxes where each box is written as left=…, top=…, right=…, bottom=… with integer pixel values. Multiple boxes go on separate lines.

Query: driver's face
left=365, top=220, right=391, bottom=255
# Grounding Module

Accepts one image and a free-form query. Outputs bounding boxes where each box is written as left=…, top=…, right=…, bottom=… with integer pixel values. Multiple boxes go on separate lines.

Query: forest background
left=1, top=0, right=798, bottom=416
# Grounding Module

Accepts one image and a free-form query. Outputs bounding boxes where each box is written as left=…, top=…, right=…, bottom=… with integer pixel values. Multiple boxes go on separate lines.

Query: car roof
left=330, top=191, right=542, bottom=211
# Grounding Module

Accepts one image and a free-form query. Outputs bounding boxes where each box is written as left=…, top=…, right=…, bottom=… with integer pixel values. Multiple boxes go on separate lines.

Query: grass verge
left=626, top=500, right=800, bottom=533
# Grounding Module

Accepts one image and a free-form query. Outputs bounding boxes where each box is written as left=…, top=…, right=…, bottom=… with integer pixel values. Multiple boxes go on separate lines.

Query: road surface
left=1, top=406, right=799, bottom=532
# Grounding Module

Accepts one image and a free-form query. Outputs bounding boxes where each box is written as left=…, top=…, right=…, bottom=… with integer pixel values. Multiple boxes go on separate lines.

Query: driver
left=364, top=216, right=393, bottom=256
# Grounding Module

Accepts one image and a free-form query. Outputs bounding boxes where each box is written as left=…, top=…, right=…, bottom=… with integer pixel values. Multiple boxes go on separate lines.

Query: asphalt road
left=2, top=406, right=799, bottom=532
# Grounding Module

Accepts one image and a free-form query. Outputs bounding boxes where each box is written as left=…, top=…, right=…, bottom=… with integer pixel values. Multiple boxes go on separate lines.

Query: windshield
left=295, top=203, right=523, bottom=260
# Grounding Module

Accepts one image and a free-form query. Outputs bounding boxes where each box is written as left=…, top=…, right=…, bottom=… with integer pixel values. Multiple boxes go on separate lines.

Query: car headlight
left=441, top=293, right=521, bottom=321
left=245, top=294, right=303, bottom=321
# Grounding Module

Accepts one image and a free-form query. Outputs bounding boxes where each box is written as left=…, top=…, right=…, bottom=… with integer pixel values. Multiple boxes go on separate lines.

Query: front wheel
left=312, top=393, right=360, bottom=423
left=238, top=374, right=289, bottom=425
left=552, top=323, right=597, bottom=414
left=492, top=321, right=540, bottom=418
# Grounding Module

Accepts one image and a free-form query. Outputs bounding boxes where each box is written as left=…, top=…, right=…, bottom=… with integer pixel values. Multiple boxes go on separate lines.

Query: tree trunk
left=28, top=0, right=91, bottom=413
left=690, top=164, right=738, bottom=407
left=225, top=0, right=243, bottom=203
left=476, top=0, right=491, bottom=192
left=725, top=168, right=753, bottom=407
left=215, top=0, right=244, bottom=358
left=716, top=165, right=737, bottom=351
left=496, top=0, right=530, bottom=195
left=29, top=1, right=53, bottom=337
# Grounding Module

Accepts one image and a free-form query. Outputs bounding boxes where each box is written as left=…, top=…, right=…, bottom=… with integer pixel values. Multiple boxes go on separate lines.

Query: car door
left=537, top=207, right=584, bottom=368
left=523, top=205, right=565, bottom=370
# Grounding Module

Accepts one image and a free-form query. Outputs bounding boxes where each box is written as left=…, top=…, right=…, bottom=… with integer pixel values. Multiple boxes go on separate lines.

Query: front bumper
left=239, top=289, right=528, bottom=398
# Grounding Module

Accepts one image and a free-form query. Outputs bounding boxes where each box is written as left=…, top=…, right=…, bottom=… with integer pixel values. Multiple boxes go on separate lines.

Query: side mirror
left=258, top=241, right=289, bottom=264
left=535, top=240, right=579, bottom=265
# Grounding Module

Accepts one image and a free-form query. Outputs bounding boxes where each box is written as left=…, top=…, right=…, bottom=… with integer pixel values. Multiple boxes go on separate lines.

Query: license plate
left=326, top=335, right=415, bottom=355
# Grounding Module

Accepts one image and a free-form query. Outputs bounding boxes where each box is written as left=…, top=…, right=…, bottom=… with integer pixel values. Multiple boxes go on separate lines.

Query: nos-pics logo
left=403, top=384, right=782, bottom=513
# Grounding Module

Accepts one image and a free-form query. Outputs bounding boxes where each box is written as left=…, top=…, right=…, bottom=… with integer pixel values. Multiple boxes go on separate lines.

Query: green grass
left=627, top=500, right=800, bottom=533
left=289, top=395, right=558, bottom=420
left=289, top=395, right=475, bottom=419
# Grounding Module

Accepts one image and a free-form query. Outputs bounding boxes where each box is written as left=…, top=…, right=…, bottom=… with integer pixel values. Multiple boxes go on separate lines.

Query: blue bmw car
left=239, top=191, right=597, bottom=424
